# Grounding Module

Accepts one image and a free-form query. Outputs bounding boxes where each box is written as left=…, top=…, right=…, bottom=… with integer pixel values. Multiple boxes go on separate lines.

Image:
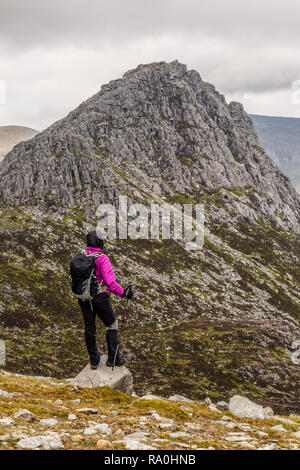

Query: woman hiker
left=78, top=230, right=133, bottom=369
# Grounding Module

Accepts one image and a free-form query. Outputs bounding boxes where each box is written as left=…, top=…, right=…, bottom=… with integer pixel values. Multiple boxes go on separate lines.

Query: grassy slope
left=0, top=371, right=299, bottom=450
left=0, top=199, right=299, bottom=414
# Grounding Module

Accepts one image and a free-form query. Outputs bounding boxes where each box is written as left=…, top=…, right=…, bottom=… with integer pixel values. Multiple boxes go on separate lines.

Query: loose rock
left=14, top=409, right=35, bottom=422
left=229, top=396, right=265, bottom=419
left=17, top=434, right=64, bottom=450
left=168, top=395, right=193, bottom=403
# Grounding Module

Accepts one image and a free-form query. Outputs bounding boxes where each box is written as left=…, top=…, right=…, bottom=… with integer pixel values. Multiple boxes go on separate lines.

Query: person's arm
left=98, top=255, right=124, bottom=297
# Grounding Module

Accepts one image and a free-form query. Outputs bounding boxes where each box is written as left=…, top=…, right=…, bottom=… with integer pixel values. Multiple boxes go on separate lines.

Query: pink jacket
left=86, top=246, right=124, bottom=297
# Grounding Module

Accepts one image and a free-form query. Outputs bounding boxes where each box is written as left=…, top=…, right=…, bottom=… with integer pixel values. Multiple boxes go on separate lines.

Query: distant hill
left=0, top=125, right=38, bottom=160
left=251, top=114, right=300, bottom=193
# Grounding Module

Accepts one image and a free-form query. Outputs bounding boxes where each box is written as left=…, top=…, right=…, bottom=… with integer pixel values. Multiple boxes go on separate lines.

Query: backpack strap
left=91, top=253, right=108, bottom=293
left=92, top=253, right=104, bottom=259
left=84, top=251, right=105, bottom=259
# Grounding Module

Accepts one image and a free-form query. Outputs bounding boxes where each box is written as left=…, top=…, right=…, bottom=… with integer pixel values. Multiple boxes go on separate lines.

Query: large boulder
left=229, top=395, right=265, bottom=419
left=70, top=355, right=133, bottom=395
left=17, top=433, right=64, bottom=450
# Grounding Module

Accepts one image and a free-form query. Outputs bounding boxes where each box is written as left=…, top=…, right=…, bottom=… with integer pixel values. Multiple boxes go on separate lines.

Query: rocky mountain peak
left=0, top=60, right=299, bottom=232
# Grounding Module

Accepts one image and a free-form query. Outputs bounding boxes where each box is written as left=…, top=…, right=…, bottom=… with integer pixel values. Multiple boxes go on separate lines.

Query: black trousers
left=79, top=293, right=116, bottom=365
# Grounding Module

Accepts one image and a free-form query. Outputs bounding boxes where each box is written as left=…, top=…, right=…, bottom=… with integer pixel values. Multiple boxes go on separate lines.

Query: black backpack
left=70, top=252, right=103, bottom=308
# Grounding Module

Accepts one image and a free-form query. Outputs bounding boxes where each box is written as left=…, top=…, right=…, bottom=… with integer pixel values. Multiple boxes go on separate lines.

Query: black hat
left=86, top=230, right=104, bottom=249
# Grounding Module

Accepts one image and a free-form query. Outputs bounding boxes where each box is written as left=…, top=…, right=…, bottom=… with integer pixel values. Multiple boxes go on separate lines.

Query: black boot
left=106, top=329, right=126, bottom=367
left=84, top=332, right=100, bottom=369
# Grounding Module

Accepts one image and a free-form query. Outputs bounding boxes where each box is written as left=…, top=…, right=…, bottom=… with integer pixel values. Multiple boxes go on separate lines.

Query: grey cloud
left=1, top=0, right=300, bottom=52
left=0, top=0, right=300, bottom=129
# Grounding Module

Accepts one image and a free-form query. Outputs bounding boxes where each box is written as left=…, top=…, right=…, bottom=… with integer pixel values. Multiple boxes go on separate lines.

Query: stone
left=228, top=396, right=265, bottom=419
left=216, top=401, right=229, bottom=411
left=238, top=442, right=257, bottom=449
left=159, top=422, right=177, bottom=431
left=40, top=418, right=58, bottom=426
left=151, top=412, right=173, bottom=424
left=271, top=425, right=287, bottom=432
left=0, top=417, right=14, bottom=426
left=185, top=422, right=200, bottom=431
left=125, top=440, right=155, bottom=450
left=239, top=424, right=252, bottom=431
left=11, top=431, right=29, bottom=440
left=14, top=409, right=35, bottom=422
left=293, top=431, right=300, bottom=439
left=209, top=404, right=221, bottom=413
left=170, top=431, right=189, bottom=438
left=16, top=433, right=64, bottom=450
left=88, top=420, right=98, bottom=426
left=263, top=407, right=274, bottom=418
left=71, top=355, right=133, bottom=394
left=93, top=423, right=111, bottom=434
left=83, top=427, right=97, bottom=436
left=274, top=416, right=296, bottom=426
left=216, top=420, right=228, bottom=427
left=54, top=399, right=63, bottom=405
left=226, top=432, right=253, bottom=442
left=96, top=439, right=113, bottom=449
left=77, top=408, right=98, bottom=414
left=140, top=394, right=163, bottom=400
left=257, top=431, right=269, bottom=437
left=0, top=389, right=14, bottom=399
left=224, top=422, right=237, bottom=429
left=257, top=443, right=276, bottom=450
left=138, top=416, right=147, bottom=423
left=221, top=416, right=234, bottom=421
left=83, top=423, right=111, bottom=436
left=125, top=432, right=147, bottom=441
left=204, top=398, right=212, bottom=405
left=225, top=434, right=251, bottom=442
left=168, top=394, right=193, bottom=403
left=68, top=413, right=77, bottom=421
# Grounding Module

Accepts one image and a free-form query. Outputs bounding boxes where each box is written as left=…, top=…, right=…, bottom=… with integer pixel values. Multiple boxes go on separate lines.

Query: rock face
left=71, top=355, right=133, bottom=395
left=0, top=61, right=299, bottom=232
left=0, top=125, right=38, bottom=160
left=229, top=395, right=265, bottom=419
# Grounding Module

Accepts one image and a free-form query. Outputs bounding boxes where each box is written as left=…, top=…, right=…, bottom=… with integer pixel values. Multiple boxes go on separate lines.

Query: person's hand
left=122, top=285, right=133, bottom=299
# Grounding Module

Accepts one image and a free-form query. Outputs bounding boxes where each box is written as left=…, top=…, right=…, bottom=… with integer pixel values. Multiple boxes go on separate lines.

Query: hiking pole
left=112, top=297, right=131, bottom=372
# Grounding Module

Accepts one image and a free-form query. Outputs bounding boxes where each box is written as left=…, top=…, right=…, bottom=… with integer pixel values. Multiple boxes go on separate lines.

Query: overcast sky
left=0, top=0, right=300, bottom=130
